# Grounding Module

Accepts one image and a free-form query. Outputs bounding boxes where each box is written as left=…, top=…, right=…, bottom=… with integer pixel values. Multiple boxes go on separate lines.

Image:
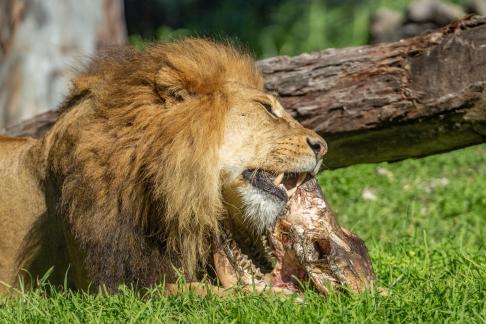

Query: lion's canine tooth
left=287, top=187, right=297, bottom=198
left=273, top=173, right=284, bottom=186
left=296, top=173, right=307, bottom=187
left=311, top=160, right=323, bottom=176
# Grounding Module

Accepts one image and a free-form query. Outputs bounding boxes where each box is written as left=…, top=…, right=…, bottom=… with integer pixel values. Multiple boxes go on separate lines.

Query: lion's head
left=219, top=82, right=326, bottom=233
left=41, top=39, right=363, bottom=292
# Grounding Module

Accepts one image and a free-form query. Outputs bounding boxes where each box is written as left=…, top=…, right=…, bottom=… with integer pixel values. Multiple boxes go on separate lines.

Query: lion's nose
left=306, top=137, right=327, bottom=160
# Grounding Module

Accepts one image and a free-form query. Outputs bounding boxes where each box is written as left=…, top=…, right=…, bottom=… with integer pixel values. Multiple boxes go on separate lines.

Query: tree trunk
left=4, top=16, right=486, bottom=169
left=0, top=0, right=126, bottom=129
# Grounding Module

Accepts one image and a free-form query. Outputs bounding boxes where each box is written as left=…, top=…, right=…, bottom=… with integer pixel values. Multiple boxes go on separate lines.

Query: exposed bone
left=230, top=240, right=263, bottom=279
left=275, top=178, right=376, bottom=293
left=214, top=177, right=376, bottom=296
left=329, top=233, right=351, bottom=252
left=215, top=229, right=266, bottom=288
left=213, top=246, right=297, bottom=298
left=261, top=234, right=276, bottom=266
left=286, top=187, right=297, bottom=198
left=213, top=248, right=239, bottom=288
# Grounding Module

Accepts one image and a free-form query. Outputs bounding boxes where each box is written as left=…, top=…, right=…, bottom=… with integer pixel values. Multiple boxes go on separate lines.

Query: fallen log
left=260, top=15, right=486, bottom=168
left=4, top=16, right=486, bottom=169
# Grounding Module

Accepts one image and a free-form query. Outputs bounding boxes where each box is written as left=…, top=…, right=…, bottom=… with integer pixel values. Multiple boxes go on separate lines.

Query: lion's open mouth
left=214, top=177, right=376, bottom=295
left=241, top=170, right=308, bottom=202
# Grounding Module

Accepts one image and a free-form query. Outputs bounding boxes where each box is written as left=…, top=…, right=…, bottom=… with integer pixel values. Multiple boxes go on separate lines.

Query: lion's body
left=0, top=137, right=47, bottom=292
left=0, top=39, right=326, bottom=293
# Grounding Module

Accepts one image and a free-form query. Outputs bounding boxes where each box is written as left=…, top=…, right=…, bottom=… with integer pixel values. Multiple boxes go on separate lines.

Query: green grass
left=1, top=144, right=485, bottom=323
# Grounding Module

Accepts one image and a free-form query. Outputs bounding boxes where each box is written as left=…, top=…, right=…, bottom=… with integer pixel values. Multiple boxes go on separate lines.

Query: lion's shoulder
left=0, top=134, right=48, bottom=293
left=0, top=134, right=33, bottom=142
left=0, top=135, right=36, bottom=154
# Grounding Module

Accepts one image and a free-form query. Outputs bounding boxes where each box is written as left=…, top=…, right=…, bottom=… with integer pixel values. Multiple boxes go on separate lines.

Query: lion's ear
left=154, top=66, right=192, bottom=104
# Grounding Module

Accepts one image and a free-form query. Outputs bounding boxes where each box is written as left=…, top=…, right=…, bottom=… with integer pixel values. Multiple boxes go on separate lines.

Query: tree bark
left=0, top=0, right=126, bottom=129
left=260, top=15, right=486, bottom=168
left=4, top=16, right=486, bottom=169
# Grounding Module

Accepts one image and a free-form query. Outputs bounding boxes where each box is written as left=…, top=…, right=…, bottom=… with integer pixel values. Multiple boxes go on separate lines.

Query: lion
left=0, top=39, right=329, bottom=294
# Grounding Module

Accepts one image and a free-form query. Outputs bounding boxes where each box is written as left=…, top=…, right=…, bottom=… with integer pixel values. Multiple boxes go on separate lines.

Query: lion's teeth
left=273, top=173, right=284, bottom=186
left=311, top=160, right=323, bottom=176
left=296, top=172, right=307, bottom=187
left=287, top=187, right=297, bottom=198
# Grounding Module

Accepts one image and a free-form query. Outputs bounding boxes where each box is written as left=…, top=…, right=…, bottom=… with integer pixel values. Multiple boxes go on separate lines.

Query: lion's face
left=219, top=84, right=327, bottom=232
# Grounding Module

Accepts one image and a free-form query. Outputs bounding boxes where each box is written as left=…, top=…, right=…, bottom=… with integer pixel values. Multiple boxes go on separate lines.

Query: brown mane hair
left=43, top=39, right=264, bottom=288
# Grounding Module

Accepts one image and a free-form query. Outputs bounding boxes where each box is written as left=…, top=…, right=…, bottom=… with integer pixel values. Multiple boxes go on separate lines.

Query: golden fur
left=0, top=39, right=325, bottom=292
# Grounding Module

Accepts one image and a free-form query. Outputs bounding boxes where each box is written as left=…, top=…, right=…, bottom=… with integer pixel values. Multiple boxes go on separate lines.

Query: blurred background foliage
left=125, top=0, right=472, bottom=58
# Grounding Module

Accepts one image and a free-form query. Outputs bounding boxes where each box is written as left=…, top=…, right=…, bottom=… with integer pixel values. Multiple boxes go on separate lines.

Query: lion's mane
left=39, top=39, right=264, bottom=289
